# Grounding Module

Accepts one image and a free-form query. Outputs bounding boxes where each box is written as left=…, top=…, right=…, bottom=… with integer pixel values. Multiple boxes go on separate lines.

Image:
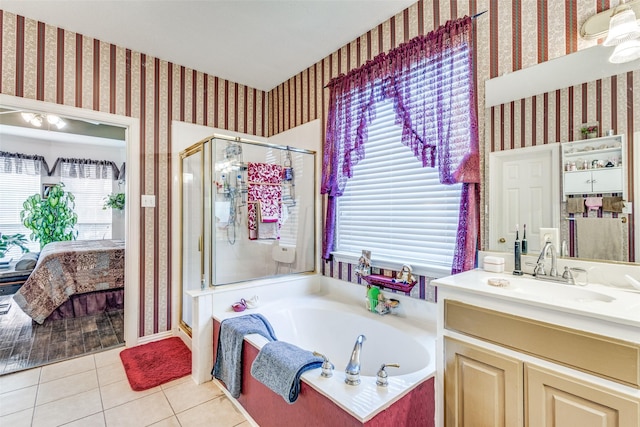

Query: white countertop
left=433, top=269, right=640, bottom=329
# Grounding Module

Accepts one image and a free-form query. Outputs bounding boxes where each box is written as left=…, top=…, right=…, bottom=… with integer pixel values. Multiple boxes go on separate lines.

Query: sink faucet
left=534, top=240, right=558, bottom=277
left=345, top=334, right=366, bottom=385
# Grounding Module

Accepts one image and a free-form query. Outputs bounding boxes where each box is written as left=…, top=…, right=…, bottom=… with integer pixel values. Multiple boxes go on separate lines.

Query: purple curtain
left=321, top=16, right=480, bottom=273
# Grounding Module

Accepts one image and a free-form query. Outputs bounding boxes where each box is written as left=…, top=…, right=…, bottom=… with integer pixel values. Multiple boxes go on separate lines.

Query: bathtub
left=212, top=285, right=436, bottom=426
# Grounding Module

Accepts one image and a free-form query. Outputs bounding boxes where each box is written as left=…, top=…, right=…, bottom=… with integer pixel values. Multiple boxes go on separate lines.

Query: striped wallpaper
left=264, top=0, right=638, bottom=288
left=0, top=10, right=267, bottom=338
left=1, top=1, right=637, bottom=329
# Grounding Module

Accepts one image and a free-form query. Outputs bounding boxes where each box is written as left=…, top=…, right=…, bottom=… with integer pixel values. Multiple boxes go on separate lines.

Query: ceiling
left=1, top=0, right=416, bottom=92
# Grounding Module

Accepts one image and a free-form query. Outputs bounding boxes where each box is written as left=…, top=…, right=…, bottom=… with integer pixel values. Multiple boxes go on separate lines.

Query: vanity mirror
left=485, top=44, right=640, bottom=263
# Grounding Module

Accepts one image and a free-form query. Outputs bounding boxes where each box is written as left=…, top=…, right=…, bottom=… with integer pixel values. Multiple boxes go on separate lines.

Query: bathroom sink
left=485, top=277, right=615, bottom=303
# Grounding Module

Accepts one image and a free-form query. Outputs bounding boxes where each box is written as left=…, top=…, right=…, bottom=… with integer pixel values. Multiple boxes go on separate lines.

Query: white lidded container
left=483, top=256, right=505, bottom=273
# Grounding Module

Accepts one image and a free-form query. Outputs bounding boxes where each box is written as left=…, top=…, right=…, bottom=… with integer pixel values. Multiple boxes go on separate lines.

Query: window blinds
left=336, top=98, right=462, bottom=269
left=0, top=156, right=42, bottom=255
left=61, top=162, right=113, bottom=240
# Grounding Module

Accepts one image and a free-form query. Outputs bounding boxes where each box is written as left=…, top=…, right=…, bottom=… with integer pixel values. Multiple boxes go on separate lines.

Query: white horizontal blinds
left=0, top=156, right=42, bottom=255
left=336, top=43, right=469, bottom=268
left=60, top=162, right=113, bottom=240
left=337, top=98, right=462, bottom=267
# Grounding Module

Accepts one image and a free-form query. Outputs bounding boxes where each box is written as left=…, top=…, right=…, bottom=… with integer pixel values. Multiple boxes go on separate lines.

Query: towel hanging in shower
left=247, top=162, right=283, bottom=240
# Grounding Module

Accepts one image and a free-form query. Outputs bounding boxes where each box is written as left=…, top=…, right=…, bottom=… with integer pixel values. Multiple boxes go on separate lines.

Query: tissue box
left=484, top=256, right=505, bottom=273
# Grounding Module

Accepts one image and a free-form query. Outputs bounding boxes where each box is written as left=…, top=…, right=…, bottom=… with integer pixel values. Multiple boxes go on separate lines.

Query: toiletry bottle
left=521, top=224, right=528, bottom=255
left=513, top=224, right=523, bottom=275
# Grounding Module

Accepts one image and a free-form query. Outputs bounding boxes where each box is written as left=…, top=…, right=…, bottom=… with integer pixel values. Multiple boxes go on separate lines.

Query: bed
left=13, top=239, right=125, bottom=324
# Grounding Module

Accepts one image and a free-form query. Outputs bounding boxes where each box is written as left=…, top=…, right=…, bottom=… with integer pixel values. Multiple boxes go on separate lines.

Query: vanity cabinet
left=444, top=337, right=523, bottom=427
left=442, top=300, right=640, bottom=427
left=562, top=135, right=626, bottom=197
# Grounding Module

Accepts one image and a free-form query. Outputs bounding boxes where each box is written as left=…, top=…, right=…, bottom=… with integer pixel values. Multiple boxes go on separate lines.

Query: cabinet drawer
left=444, top=300, right=640, bottom=388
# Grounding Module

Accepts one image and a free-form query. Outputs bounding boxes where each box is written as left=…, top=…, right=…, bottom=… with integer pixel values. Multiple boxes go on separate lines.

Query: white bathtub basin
left=261, top=306, right=430, bottom=376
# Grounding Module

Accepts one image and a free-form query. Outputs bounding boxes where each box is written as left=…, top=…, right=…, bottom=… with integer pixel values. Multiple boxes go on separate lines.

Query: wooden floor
left=0, top=295, right=124, bottom=375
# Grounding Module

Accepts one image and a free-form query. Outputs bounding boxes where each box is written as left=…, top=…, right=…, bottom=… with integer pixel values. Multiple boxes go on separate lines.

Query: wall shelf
left=361, top=274, right=417, bottom=293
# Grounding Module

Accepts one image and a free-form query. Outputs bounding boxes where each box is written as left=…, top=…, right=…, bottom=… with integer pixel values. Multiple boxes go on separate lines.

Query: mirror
left=485, top=44, right=640, bottom=263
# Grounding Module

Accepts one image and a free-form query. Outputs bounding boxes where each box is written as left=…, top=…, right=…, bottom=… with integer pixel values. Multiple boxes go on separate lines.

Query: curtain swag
left=0, top=152, right=122, bottom=180
left=321, top=16, right=480, bottom=274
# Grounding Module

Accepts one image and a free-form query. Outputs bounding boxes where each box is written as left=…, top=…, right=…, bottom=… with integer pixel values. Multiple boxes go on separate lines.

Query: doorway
left=0, top=94, right=140, bottom=373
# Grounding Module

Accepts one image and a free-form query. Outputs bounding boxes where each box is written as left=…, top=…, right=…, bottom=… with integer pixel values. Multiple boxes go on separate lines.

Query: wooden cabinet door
left=526, top=364, right=640, bottom=427
left=444, top=337, right=524, bottom=427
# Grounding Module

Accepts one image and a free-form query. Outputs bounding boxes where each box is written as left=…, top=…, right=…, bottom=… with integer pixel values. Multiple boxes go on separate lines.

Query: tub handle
left=313, top=351, right=334, bottom=378
left=376, top=363, right=400, bottom=387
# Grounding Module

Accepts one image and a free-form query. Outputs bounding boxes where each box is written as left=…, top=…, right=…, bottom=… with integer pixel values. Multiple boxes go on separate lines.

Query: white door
left=489, top=145, right=560, bottom=254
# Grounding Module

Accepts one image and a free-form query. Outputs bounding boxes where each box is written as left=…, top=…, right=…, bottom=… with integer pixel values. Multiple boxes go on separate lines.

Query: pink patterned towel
left=247, top=163, right=283, bottom=240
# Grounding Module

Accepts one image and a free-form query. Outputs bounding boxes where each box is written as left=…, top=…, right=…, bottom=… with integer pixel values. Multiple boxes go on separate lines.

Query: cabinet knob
left=499, top=237, right=506, bottom=243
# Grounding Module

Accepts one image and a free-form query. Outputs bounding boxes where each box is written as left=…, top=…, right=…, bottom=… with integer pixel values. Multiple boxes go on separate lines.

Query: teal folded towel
left=250, top=341, right=323, bottom=404
left=212, top=314, right=277, bottom=398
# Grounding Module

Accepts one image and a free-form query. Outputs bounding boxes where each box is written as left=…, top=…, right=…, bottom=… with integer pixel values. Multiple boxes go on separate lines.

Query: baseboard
left=136, top=330, right=174, bottom=345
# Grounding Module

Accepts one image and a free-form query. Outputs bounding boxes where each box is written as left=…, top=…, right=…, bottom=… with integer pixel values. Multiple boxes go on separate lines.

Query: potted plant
left=0, top=233, right=30, bottom=259
left=580, top=123, right=599, bottom=139
left=20, top=183, right=78, bottom=248
left=103, top=192, right=125, bottom=210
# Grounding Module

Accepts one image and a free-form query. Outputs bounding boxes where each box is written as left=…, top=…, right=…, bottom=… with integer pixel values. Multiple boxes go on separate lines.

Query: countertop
left=433, top=269, right=640, bottom=329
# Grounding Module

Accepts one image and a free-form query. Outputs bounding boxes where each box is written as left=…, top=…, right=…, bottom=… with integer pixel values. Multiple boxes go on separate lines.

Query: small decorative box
left=483, top=256, right=505, bottom=273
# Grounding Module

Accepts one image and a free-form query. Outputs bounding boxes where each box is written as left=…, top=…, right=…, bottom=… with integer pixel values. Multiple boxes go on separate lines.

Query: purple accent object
left=321, top=16, right=480, bottom=274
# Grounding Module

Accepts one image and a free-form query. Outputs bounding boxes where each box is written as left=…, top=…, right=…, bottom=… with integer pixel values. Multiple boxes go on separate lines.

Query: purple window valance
left=321, top=16, right=480, bottom=274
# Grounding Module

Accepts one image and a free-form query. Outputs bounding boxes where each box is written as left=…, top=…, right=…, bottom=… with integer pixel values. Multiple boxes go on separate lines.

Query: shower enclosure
left=180, top=136, right=316, bottom=332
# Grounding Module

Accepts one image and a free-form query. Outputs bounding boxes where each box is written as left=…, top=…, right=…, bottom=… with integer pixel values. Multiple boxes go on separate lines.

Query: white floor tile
left=0, top=407, right=33, bottom=427
left=0, top=367, right=41, bottom=394
left=36, top=369, right=99, bottom=405
left=149, top=415, right=182, bottom=426
left=94, top=346, right=124, bottom=368
left=63, top=412, right=106, bottom=427
left=40, top=354, right=96, bottom=383
left=96, top=360, right=127, bottom=386
left=164, top=377, right=222, bottom=413
left=176, top=396, right=246, bottom=427
left=104, top=391, right=174, bottom=427
left=31, top=388, right=103, bottom=427
left=0, top=385, right=37, bottom=417
left=100, top=378, right=160, bottom=410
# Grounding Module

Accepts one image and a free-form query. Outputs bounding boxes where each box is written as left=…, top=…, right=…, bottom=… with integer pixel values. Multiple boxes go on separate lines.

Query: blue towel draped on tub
left=212, top=314, right=277, bottom=398
left=250, top=341, right=323, bottom=403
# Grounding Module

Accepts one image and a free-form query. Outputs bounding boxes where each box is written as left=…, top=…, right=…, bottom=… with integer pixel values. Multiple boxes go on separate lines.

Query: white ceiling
left=1, top=0, right=416, bottom=91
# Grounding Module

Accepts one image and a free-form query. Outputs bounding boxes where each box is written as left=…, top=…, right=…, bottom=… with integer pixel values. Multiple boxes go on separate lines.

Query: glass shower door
left=180, top=145, right=204, bottom=333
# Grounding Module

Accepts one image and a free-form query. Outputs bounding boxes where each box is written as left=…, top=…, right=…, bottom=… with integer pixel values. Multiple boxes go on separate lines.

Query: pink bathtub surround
left=247, top=162, right=283, bottom=240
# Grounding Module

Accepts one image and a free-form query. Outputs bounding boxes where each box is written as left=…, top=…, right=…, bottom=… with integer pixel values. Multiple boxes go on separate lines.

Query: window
left=336, top=98, right=462, bottom=271
left=60, top=162, right=113, bottom=240
left=0, top=156, right=42, bottom=256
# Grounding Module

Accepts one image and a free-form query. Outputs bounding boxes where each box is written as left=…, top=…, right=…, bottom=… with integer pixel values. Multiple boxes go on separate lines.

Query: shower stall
left=180, top=135, right=316, bottom=332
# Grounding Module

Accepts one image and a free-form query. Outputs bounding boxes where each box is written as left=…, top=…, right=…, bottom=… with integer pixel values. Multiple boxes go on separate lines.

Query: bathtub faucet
left=345, top=334, right=366, bottom=385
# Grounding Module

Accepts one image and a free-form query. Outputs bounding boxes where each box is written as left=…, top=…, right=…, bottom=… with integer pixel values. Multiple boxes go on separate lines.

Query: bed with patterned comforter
left=13, top=239, right=125, bottom=324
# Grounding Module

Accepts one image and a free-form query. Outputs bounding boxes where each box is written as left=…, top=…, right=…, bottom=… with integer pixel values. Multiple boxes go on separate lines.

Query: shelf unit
left=561, top=134, right=626, bottom=198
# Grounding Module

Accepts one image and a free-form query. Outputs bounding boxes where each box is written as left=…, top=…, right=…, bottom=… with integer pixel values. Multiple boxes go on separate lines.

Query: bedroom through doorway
left=0, top=96, right=139, bottom=375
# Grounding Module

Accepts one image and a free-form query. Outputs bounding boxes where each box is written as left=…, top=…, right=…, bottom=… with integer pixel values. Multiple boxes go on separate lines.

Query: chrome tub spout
left=345, top=334, right=366, bottom=385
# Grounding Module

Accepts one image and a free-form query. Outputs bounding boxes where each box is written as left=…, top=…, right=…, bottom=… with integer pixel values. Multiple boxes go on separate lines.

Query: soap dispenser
left=376, top=363, right=400, bottom=387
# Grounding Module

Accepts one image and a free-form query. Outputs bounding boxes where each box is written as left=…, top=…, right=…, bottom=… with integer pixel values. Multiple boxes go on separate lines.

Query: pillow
left=15, top=252, right=39, bottom=271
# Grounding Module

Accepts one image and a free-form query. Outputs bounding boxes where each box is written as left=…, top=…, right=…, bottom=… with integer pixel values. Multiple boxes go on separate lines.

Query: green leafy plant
left=103, top=192, right=125, bottom=210
left=0, top=233, right=30, bottom=258
left=21, top=183, right=78, bottom=248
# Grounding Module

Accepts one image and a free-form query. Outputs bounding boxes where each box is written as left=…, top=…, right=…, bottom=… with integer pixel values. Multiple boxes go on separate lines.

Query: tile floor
left=0, top=346, right=254, bottom=427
